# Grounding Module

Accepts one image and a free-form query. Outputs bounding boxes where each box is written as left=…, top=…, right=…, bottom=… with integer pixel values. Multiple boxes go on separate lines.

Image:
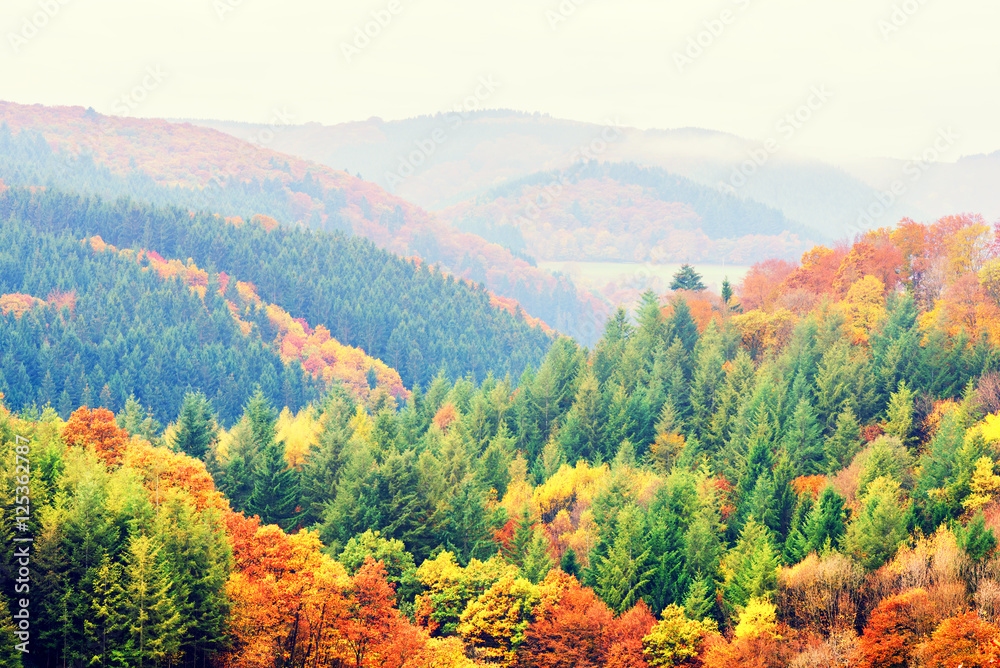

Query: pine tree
left=824, top=405, right=862, bottom=473
left=667, top=296, right=700, bottom=354
left=123, top=534, right=185, bottom=668
left=803, top=486, right=847, bottom=554
left=559, top=548, right=582, bottom=579
left=782, top=398, right=825, bottom=475
left=884, top=380, right=916, bottom=448
left=722, top=519, right=779, bottom=611
left=172, top=391, right=218, bottom=459
left=684, top=574, right=716, bottom=621
left=670, top=264, right=706, bottom=291
left=85, top=553, right=128, bottom=667
left=247, top=438, right=301, bottom=532
left=596, top=505, right=655, bottom=613
left=523, top=528, right=554, bottom=584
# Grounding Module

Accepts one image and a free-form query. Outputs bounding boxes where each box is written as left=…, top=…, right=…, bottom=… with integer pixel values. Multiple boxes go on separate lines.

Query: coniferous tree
left=595, top=505, right=654, bottom=614
left=803, top=486, right=847, bottom=554
left=669, top=264, right=706, bottom=291
left=782, top=397, right=825, bottom=475
left=172, top=391, right=218, bottom=459
left=247, top=437, right=301, bottom=532
left=559, top=548, right=581, bottom=579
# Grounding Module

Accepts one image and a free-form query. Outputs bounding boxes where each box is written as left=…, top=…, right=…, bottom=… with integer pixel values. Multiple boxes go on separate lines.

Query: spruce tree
left=172, top=391, right=218, bottom=459
left=782, top=398, right=825, bottom=475
left=247, top=438, right=301, bottom=532
left=803, top=486, right=847, bottom=554
left=670, top=264, right=706, bottom=291
left=559, top=548, right=581, bottom=579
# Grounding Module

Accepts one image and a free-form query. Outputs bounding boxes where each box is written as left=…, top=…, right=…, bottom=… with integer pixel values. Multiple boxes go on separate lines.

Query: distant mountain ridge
left=440, top=161, right=815, bottom=264
left=0, top=100, right=601, bottom=341
left=186, top=110, right=895, bottom=238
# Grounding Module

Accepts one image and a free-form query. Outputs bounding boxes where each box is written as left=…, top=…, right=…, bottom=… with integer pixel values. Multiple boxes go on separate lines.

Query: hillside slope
left=189, top=111, right=887, bottom=236
left=440, top=162, right=815, bottom=265
left=0, top=102, right=603, bottom=341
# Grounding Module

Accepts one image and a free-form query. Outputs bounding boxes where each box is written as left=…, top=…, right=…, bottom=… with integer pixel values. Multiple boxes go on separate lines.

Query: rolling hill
left=0, top=101, right=603, bottom=342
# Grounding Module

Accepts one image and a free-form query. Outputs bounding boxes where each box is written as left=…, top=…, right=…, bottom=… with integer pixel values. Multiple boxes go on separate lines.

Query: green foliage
left=595, top=505, right=655, bottom=613
left=642, top=604, right=716, bottom=668
left=843, top=476, right=911, bottom=570
left=669, top=264, right=706, bottom=292
left=958, top=511, right=997, bottom=563
left=172, top=391, right=218, bottom=459
left=722, top=519, right=779, bottom=611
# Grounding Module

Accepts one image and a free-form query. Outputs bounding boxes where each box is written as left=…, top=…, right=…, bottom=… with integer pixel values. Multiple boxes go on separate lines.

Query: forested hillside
left=441, top=162, right=816, bottom=264
left=0, top=186, right=555, bottom=420
left=4, top=208, right=1000, bottom=666
left=0, top=106, right=603, bottom=342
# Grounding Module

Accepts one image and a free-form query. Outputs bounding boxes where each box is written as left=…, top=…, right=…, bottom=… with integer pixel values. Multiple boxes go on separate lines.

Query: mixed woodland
left=2, top=106, right=1000, bottom=667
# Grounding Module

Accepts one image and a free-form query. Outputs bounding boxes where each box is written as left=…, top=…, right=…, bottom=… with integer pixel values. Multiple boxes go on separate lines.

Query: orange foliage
left=738, top=259, right=797, bottom=312
left=833, top=232, right=904, bottom=294
left=250, top=213, right=279, bottom=232
left=62, top=407, right=129, bottom=466
left=701, top=630, right=799, bottom=668
left=0, top=292, right=44, bottom=318
left=123, top=438, right=229, bottom=512
left=920, top=611, right=1000, bottom=668
left=489, top=292, right=554, bottom=334
left=782, top=246, right=846, bottom=296
left=45, top=288, right=76, bottom=314
left=91, top=239, right=409, bottom=403
left=854, top=588, right=936, bottom=668
left=860, top=424, right=885, bottom=444
left=433, top=402, right=459, bottom=432
left=792, top=475, right=827, bottom=499
left=514, top=574, right=616, bottom=668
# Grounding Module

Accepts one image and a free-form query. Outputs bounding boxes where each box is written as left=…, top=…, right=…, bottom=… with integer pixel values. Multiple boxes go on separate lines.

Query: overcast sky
left=2, top=0, right=998, bottom=163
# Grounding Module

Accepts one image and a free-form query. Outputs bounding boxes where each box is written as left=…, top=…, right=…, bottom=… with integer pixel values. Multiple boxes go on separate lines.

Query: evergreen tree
left=803, top=486, right=847, bottom=554
left=782, top=398, right=825, bottom=475
left=722, top=519, right=779, bottom=611
left=843, top=476, right=910, bottom=570
left=670, top=264, right=706, bottom=291
left=720, top=277, right=734, bottom=306
left=667, top=296, right=700, bottom=354
left=247, top=438, right=302, bottom=532
left=595, top=505, right=654, bottom=613
left=559, top=548, right=581, bottom=579
left=824, top=405, right=862, bottom=473
left=123, top=534, right=185, bottom=667
left=884, top=380, right=917, bottom=448
left=172, top=391, right=218, bottom=459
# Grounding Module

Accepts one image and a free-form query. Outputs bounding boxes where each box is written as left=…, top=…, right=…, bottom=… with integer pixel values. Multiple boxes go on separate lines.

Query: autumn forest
left=3, top=103, right=1000, bottom=668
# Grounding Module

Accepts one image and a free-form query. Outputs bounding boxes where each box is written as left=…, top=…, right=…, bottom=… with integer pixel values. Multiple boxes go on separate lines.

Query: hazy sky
left=2, top=0, right=998, bottom=163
